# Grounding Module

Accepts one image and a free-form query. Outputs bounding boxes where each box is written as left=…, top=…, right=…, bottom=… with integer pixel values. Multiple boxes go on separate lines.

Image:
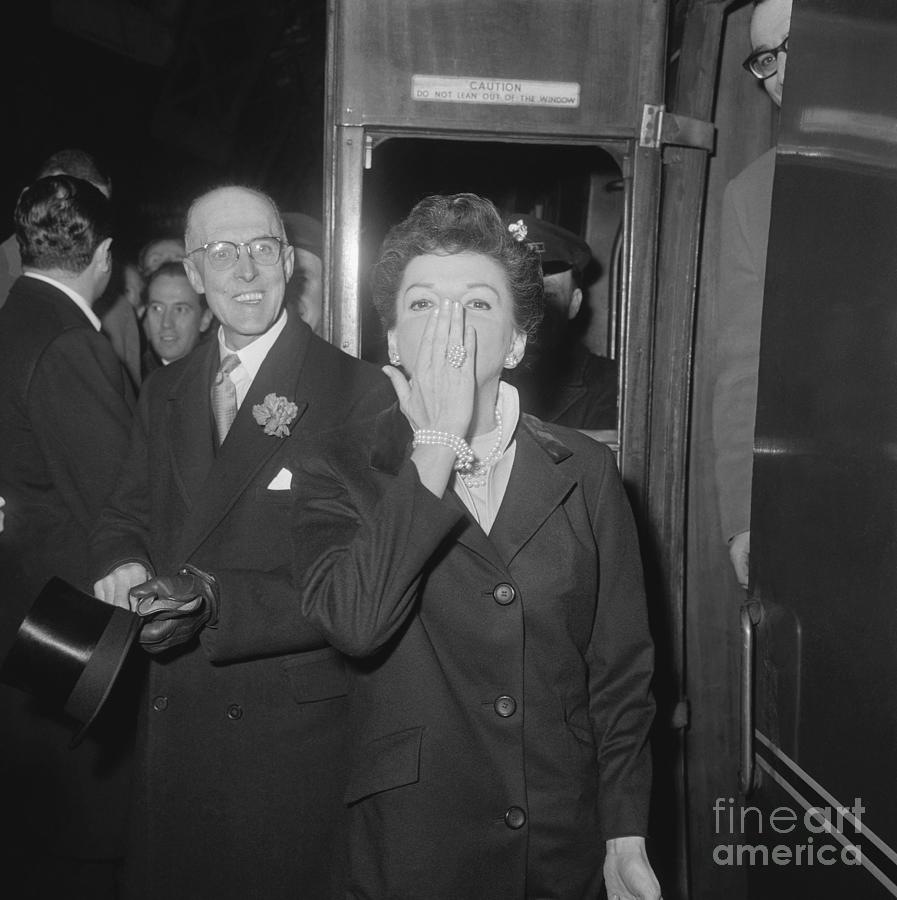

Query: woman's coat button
left=493, top=695, right=517, bottom=717
left=492, top=583, right=516, bottom=605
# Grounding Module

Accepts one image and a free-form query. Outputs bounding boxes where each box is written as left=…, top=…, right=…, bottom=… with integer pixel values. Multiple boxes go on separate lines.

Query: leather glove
left=130, top=564, right=220, bottom=654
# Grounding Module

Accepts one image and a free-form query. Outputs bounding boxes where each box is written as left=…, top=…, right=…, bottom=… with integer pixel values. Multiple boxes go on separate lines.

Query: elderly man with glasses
left=712, top=0, right=791, bottom=591
left=92, top=185, right=391, bottom=900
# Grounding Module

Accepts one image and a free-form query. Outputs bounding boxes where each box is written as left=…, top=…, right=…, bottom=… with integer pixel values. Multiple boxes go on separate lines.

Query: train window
left=354, top=137, right=624, bottom=445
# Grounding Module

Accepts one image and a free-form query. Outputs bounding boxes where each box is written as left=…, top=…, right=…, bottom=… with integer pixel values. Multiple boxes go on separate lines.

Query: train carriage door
left=744, top=0, right=897, bottom=896
left=323, top=0, right=666, bottom=493
left=323, top=2, right=719, bottom=897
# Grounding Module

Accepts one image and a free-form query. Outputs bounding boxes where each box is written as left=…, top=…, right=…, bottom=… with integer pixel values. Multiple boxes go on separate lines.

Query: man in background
left=0, top=150, right=113, bottom=305
left=0, top=149, right=144, bottom=389
left=282, top=210, right=324, bottom=334
left=0, top=174, right=135, bottom=898
left=504, top=213, right=618, bottom=431
left=96, top=258, right=144, bottom=389
left=141, top=259, right=213, bottom=375
left=138, top=234, right=186, bottom=279
left=713, top=0, right=791, bottom=588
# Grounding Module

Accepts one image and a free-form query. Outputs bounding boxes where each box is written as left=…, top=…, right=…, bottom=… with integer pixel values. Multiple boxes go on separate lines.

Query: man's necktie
left=211, top=353, right=240, bottom=445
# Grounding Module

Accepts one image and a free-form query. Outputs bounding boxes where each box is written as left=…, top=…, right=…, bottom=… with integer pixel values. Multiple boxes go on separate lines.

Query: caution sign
left=412, top=75, right=580, bottom=108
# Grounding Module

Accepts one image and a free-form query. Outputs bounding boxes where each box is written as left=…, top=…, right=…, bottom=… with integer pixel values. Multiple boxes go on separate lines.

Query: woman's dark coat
left=292, top=406, right=656, bottom=900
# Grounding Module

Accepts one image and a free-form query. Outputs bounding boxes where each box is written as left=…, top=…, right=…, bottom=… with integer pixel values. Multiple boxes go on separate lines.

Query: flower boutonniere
left=252, top=393, right=299, bottom=438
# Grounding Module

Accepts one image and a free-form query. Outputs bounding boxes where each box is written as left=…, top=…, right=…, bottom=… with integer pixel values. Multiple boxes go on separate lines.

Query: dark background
left=4, top=0, right=328, bottom=257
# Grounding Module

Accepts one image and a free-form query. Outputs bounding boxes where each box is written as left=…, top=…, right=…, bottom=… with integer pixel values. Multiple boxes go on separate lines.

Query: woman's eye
left=409, top=298, right=434, bottom=311
left=465, top=298, right=491, bottom=310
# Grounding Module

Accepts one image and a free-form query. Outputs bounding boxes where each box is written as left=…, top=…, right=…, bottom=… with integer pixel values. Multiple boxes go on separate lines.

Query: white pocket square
left=267, top=467, right=292, bottom=490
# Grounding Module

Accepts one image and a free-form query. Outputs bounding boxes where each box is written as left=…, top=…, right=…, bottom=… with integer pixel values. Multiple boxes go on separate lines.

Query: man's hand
left=728, top=530, right=751, bottom=589
left=94, top=562, right=150, bottom=610
left=604, top=836, right=662, bottom=900
left=130, top=564, right=219, bottom=654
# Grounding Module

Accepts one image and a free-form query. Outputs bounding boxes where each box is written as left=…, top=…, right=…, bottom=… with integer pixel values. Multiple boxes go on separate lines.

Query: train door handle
left=739, top=600, right=763, bottom=795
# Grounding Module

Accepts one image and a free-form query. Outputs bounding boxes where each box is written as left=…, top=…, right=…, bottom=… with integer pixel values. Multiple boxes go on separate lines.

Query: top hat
left=504, top=213, right=593, bottom=276
left=0, top=577, right=141, bottom=746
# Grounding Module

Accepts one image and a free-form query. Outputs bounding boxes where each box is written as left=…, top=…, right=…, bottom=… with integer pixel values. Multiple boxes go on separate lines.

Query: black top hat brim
left=0, top=577, right=142, bottom=747
left=66, top=602, right=142, bottom=746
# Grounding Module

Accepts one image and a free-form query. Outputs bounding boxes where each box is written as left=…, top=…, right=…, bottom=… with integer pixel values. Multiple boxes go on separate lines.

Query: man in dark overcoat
left=0, top=174, right=136, bottom=897
left=92, top=185, right=390, bottom=899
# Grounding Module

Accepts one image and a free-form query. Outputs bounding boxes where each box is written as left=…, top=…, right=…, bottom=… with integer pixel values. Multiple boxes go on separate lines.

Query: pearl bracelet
left=412, top=429, right=475, bottom=471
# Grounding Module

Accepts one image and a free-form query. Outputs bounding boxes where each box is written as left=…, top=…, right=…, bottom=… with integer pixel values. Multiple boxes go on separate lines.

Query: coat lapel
left=166, top=343, right=218, bottom=512
left=486, top=416, right=576, bottom=568
left=444, top=491, right=506, bottom=568
left=369, top=406, right=576, bottom=571
left=368, top=406, right=502, bottom=568
left=175, top=315, right=311, bottom=561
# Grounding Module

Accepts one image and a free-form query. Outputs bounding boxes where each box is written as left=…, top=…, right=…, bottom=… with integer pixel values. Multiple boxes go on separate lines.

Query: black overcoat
left=92, top=312, right=391, bottom=899
left=0, top=275, right=135, bottom=868
left=292, top=405, right=656, bottom=900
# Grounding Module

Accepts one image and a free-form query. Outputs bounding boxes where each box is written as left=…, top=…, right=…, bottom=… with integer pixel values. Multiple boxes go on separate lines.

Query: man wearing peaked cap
left=503, top=213, right=619, bottom=431
left=282, top=211, right=325, bottom=335
left=508, top=212, right=593, bottom=277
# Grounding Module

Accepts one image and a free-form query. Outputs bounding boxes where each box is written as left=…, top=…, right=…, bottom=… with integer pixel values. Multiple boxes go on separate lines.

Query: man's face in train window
left=543, top=269, right=582, bottom=322
left=750, top=0, right=792, bottom=108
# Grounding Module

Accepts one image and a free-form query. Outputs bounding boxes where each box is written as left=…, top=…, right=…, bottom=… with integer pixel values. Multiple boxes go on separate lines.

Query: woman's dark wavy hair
left=15, top=175, right=112, bottom=273
left=370, top=193, right=543, bottom=337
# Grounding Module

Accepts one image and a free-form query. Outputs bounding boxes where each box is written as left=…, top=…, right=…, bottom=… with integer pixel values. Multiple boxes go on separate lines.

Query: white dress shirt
left=216, top=310, right=288, bottom=409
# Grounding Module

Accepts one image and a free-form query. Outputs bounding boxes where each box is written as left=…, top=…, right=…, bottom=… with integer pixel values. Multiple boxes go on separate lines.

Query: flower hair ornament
left=507, top=219, right=528, bottom=242
left=252, top=393, right=299, bottom=438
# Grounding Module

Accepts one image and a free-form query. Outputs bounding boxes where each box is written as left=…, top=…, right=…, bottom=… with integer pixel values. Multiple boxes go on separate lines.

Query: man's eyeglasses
left=742, top=35, right=788, bottom=81
left=187, top=236, right=286, bottom=271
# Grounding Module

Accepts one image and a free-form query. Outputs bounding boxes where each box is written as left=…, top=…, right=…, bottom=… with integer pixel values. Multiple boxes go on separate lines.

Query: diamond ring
left=446, top=344, right=467, bottom=368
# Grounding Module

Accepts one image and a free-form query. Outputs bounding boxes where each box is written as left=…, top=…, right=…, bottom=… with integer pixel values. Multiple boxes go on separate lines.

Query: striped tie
left=211, top=353, right=240, bottom=445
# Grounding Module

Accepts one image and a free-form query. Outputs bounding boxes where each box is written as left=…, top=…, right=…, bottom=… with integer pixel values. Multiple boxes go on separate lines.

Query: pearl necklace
left=458, top=407, right=504, bottom=489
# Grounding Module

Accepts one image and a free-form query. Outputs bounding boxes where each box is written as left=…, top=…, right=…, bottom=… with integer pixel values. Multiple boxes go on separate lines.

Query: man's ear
left=93, top=237, right=113, bottom=274
left=567, top=287, right=583, bottom=321
left=282, top=243, right=295, bottom=283
left=199, top=308, right=214, bottom=333
left=183, top=257, right=205, bottom=295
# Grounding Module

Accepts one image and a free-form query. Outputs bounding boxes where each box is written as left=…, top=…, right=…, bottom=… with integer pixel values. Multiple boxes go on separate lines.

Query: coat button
left=226, top=703, right=243, bottom=720
left=152, top=696, right=168, bottom=711
left=493, top=583, right=515, bottom=605
left=504, top=806, right=526, bottom=829
left=493, top=695, right=517, bottom=717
